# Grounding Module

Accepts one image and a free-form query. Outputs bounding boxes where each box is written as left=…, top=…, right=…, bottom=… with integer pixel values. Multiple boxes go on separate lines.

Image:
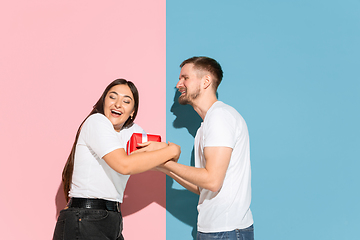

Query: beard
left=178, top=87, right=200, bottom=105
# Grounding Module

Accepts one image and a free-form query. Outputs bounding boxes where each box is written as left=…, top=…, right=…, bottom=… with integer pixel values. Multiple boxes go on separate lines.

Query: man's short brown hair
left=180, top=56, right=223, bottom=91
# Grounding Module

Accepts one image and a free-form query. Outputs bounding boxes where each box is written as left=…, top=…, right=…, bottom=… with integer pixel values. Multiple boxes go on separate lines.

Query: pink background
left=0, top=1, right=166, bottom=239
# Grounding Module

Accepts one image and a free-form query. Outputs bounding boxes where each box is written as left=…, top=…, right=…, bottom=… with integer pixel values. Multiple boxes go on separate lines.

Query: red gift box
left=126, top=132, right=161, bottom=155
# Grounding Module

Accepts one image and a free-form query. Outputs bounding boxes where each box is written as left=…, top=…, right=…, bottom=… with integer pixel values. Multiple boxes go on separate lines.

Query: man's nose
left=176, top=80, right=183, bottom=89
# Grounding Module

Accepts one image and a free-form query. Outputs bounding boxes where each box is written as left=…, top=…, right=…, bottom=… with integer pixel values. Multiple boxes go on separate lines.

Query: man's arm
left=162, top=146, right=232, bottom=192
left=157, top=166, right=200, bottom=194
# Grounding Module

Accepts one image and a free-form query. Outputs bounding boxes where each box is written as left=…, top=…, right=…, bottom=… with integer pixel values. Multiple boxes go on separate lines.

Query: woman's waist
left=67, top=197, right=121, bottom=212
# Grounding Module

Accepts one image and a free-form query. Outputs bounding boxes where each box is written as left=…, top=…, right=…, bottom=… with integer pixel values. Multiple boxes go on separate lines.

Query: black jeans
left=53, top=207, right=124, bottom=240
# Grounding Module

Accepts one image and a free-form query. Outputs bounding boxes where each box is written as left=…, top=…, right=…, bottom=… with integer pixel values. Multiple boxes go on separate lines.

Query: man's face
left=176, top=63, right=201, bottom=105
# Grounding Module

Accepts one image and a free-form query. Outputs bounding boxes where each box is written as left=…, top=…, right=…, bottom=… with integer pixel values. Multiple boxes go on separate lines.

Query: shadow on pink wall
left=55, top=171, right=165, bottom=217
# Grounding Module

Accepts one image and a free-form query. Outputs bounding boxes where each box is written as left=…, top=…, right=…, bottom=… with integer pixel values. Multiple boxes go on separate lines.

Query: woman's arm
left=102, top=142, right=180, bottom=175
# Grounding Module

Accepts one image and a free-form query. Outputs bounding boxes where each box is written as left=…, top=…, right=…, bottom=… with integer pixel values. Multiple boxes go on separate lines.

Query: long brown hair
left=62, top=79, right=139, bottom=202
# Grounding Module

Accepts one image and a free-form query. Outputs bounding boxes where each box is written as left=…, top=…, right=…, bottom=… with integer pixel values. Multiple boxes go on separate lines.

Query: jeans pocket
left=81, top=209, right=109, bottom=221
left=79, top=210, right=121, bottom=240
left=237, top=225, right=254, bottom=240
left=198, top=231, right=230, bottom=240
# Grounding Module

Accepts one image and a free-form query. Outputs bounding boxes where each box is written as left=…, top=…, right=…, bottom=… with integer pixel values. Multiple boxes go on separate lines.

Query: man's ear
left=203, top=74, right=212, bottom=89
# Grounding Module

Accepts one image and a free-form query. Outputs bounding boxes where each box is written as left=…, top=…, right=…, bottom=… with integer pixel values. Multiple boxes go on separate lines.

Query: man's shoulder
left=205, top=102, right=246, bottom=132
left=208, top=101, right=240, bottom=118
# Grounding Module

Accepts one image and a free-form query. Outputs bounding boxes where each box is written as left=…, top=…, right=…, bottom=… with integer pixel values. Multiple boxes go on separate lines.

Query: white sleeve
left=204, top=109, right=236, bottom=149
left=118, top=123, right=145, bottom=144
left=81, top=114, right=123, bottom=158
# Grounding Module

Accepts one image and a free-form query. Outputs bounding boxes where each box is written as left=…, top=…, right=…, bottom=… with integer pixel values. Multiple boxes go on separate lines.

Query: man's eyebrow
left=109, top=91, right=133, bottom=100
left=179, top=74, right=188, bottom=79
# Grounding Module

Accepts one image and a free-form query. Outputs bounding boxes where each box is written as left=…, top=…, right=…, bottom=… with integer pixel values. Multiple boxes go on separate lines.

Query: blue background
left=166, top=1, right=360, bottom=239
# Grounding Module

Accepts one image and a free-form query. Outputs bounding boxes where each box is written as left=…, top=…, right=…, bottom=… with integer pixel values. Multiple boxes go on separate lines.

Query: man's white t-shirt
left=69, top=113, right=143, bottom=203
left=195, top=101, right=253, bottom=232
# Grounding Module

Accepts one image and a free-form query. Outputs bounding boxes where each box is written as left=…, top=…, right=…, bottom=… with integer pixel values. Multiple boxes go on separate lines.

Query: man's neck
left=191, top=94, right=218, bottom=120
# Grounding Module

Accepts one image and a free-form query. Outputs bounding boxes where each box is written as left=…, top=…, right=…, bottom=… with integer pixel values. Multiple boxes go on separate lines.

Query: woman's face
left=103, top=84, right=135, bottom=132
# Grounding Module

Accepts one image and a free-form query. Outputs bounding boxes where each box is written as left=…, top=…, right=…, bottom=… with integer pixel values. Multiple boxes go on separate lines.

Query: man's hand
left=168, top=142, right=181, bottom=162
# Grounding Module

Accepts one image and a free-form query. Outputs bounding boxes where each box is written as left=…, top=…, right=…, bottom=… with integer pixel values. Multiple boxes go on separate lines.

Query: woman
left=53, top=79, right=180, bottom=240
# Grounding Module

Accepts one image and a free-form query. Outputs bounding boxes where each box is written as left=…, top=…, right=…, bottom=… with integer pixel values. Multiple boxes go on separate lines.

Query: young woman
left=53, top=79, right=180, bottom=240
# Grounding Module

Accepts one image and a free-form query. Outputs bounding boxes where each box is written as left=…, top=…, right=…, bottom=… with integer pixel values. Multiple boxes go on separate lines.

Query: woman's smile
left=104, top=84, right=135, bottom=131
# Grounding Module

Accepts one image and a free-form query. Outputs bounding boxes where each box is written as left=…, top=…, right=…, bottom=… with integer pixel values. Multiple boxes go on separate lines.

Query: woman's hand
left=133, top=141, right=168, bottom=153
left=133, top=141, right=181, bottom=163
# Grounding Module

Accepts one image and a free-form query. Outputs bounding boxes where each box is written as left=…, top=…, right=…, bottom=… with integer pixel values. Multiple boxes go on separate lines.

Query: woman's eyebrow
left=122, top=95, right=133, bottom=100
left=109, top=91, right=133, bottom=100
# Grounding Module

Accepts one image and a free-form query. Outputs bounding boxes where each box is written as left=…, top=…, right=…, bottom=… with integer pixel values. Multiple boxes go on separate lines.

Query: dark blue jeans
left=53, top=207, right=124, bottom=240
left=197, top=225, right=254, bottom=240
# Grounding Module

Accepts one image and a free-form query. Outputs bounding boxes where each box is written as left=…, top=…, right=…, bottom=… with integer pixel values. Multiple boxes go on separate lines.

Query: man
left=159, top=56, right=254, bottom=240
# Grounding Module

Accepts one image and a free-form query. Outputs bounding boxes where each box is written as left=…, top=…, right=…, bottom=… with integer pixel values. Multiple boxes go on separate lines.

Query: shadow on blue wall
left=171, top=90, right=202, bottom=137
left=165, top=90, right=201, bottom=239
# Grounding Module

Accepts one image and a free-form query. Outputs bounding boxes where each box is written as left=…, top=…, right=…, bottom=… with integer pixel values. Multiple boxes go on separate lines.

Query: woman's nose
left=115, top=99, right=121, bottom=108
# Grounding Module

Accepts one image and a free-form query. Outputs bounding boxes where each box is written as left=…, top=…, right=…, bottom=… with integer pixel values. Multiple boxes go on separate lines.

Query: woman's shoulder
left=118, top=123, right=144, bottom=141
left=120, top=123, right=144, bottom=135
left=83, top=113, right=112, bottom=129
left=86, top=113, right=108, bottom=122
left=126, top=123, right=144, bottom=132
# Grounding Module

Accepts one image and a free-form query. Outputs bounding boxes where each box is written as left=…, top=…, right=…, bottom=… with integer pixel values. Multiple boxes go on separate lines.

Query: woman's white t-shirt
left=69, top=113, right=143, bottom=203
